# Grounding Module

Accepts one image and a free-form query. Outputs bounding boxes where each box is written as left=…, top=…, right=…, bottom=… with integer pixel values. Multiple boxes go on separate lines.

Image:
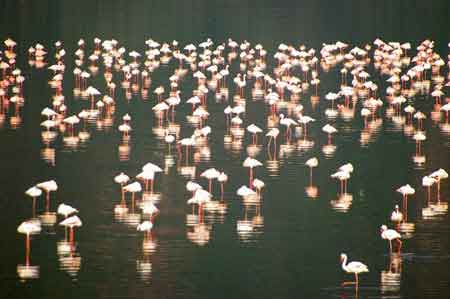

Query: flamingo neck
left=341, top=255, right=348, bottom=271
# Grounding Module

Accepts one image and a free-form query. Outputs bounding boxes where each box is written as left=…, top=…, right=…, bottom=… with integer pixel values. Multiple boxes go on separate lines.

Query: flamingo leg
left=25, top=234, right=30, bottom=266
left=32, top=197, right=36, bottom=218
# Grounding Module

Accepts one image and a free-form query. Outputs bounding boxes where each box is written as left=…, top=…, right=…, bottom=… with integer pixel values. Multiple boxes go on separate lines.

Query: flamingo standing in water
left=298, top=115, right=315, bottom=140
left=217, top=172, right=228, bottom=199
left=137, top=221, right=153, bottom=239
left=305, top=157, right=319, bottom=198
left=25, top=186, right=42, bottom=218
left=266, top=128, right=280, bottom=152
left=186, top=181, right=203, bottom=197
left=57, top=203, right=78, bottom=218
left=187, top=189, right=212, bottom=222
left=179, top=136, right=195, bottom=164
left=422, top=176, right=436, bottom=203
left=165, top=132, right=175, bottom=153
left=380, top=225, right=402, bottom=254
left=114, top=172, right=130, bottom=204
left=36, top=180, right=58, bottom=212
left=85, top=86, right=101, bottom=111
left=59, top=215, right=82, bottom=247
left=243, top=157, right=263, bottom=188
left=340, top=253, right=369, bottom=289
left=17, top=220, right=41, bottom=266
left=322, top=124, right=338, bottom=144
left=429, top=169, right=448, bottom=201
left=123, top=182, right=142, bottom=211
left=390, top=205, right=403, bottom=223
left=118, top=121, right=132, bottom=139
left=137, top=170, right=155, bottom=193
left=331, top=171, right=350, bottom=194
left=279, top=113, right=297, bottom=142
left=440, top=103, right=450, bottom=122
left=200, top=168, right=221, bottom=193
left=305, top=157, right=318, bottom=183
left=396, top=184, right=415, bottom=219
left=252, top=178, right=265, bottom=196
left=247, top=124, right=263, bottom=145
left=141, top=201, right=159, bottom=221
left=142, top=162, right=163, bottom=193
left=413, top=131, right=426, bottom=156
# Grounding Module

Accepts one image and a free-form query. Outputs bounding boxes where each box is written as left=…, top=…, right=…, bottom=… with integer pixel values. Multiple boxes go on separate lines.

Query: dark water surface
left=0, top=1, right=449, bottom=299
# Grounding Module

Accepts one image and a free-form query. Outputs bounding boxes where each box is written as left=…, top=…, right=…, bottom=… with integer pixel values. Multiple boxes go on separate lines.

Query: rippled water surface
left=0, top=1, right=449, bottom=299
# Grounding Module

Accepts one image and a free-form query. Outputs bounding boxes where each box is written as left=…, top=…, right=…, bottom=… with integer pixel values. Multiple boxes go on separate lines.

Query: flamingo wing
left=347, top=261, right=369, bottom=273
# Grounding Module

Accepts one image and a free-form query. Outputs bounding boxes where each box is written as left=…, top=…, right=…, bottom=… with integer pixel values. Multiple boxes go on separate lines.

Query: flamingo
left=247, top=124, right=263, bottom=145
left=137, top=221, right=153, bottom=239
left=429, top=169, right=448, bottom=201
left=141, top=201, right=159, bottom=220
left=118, top=122, right=132, bottom=139
left=142, top=162, right=163, bottom=193
left=237, top=185, right=257, bottom=198
left=413, top=131, right=426, bottom=156
left=186, top=181, right=203, bottom=197
left=59, top=215, right=82, bottom=247
left=25, top=187, right=42, bottom=218
left=243, top=157, right=263, bottom=188
left=178, top=137, right=195, bottom=164
left=123, top=182, right=142, bottom=211
left=390, top=205, right=403, bottom=223
left=200, top=168, right=221, bottom=193
left=217, top=172, right=228, bottom=199
left=441, top=103, right=450, bottom=122
left=331, top=171, right=350, bottom=194
left=85, top=86, right=101, bottom=110
left=305, top=157, right=318, bottom=183
left=322, top=124, right=338, bottom=144
left=381, top=225, right=402, bottom=254
left=266, top=128, right=280, bottom=151
left=165, top=132, right=175, bottom=153
left=114, top=172, right=130, bottom=204
left=17, top=220, right=41, bottom=266
left=279, top=113, right=297, bottom=141
left=187, top=189, right=212, bottom=221
left=252, top=178, right=265, bottom=196
left=136, top=170, right=155, bottom=192
left=36, top=180, right=58, bottom=212
left=422, top=176, right=436, bottom=203
left=297, top=115, right=315, bottom=139
left=340, top=253, right=369, bottom=288
left=396, top=184, right=415, bottom=219
left=57, top=204, right=78, bottom=218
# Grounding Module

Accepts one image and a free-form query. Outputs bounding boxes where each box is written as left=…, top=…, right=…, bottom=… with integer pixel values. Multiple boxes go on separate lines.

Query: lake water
left=0, top=1, right=449, bottom=299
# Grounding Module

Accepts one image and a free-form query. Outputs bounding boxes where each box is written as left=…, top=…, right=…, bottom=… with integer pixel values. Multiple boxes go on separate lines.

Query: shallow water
left=1, top=2, right=449, bottom=299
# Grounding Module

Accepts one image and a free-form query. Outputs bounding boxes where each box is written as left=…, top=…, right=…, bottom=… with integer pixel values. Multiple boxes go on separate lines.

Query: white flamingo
left=381, top=225, right=402, bottom=254
left=340, top=253, right=369, bottom=288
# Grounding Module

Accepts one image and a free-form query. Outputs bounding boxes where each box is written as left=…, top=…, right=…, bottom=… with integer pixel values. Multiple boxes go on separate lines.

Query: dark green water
left=0, top=1, right=449, bottom=299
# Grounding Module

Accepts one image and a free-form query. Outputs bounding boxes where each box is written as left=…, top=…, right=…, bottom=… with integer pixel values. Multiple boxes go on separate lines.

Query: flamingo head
left=340, top=253, right=347, bottom=262
left=380, top=224, right=387, bottom=232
